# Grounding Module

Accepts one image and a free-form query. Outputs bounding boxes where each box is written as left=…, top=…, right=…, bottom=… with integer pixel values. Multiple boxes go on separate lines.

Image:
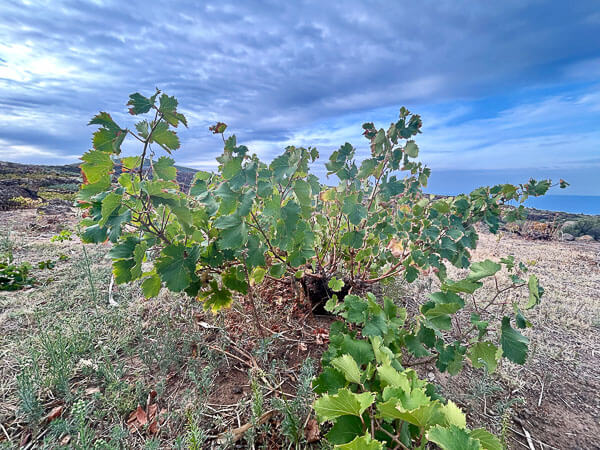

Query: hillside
left=0, top=161, right=198, bottom=210
left=1, top=161, right=596, bottom=227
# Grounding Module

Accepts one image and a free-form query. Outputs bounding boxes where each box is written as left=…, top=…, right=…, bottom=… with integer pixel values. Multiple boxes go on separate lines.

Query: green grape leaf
left=429, top=291, right=465, bottom=308
left=246, top=235, right=266, bottom=267
left=334, top=434, right=383, bottom=449
left=500, top=316, right=529, bottom=364
left=269, top=263, right=286, bottom=279
left=222, top=158, right=242, bottom=180
left=293, top=179, right=311, bottom=205
left=325, top=415, right=363, bottom=445
left=203, top=281, right=233, bottom=312
left=100, top=192, right=123, bottom=227
left=130, top=241, right=147, bottom=280
left=222, top=266, right=248, bottom=294
left=442, top=279, right=482, bottom=294
left=341, top=294, right=368, bottom=324
left=313, top=388, right=374, bottom=422
left=526, top=274, right=540, bottom=309
left=150, top=121, right=180, bottom=152
left=377, top=364, right=410, bottom=391
left=357, top=158, right=377, bottom=178
left=342, top=195, right=367, bottom=225
left=108, top=237, right=138, bottom=259
left=112, top=259, right=134, bottom=284
left=325, top=295, right=339, bottom=313
left=341, top=230, right=365, bottom=249
left=92, top=128, right=126, bottom=154
left=404, top=140, right=419, bottom=158
left=127, top=92, right=155, bottom=115
left=328, top=277, right=345, bottom=292
left=440, top=400, right=466, bottom=428
left=121, top=156, right=141, bottom=170
left=154, top=156, right=177, bottom=180
left=404, top=334, right=431, bottom=358
left=467, top=342, right=501, bottom=373
left=469, top=429, right=503, bottom=450
left=141, top=274, right=161, bottom=298
left=331, top=354, right=362, bottom=384
left=155, top=244, right=196, bottom=292
left=340, top=335, right=374, bottom=366
left=88, top=112, right=120, bottom=132
left=80, top=224, right=107, bottom=244
left=312, top=367, right=346, bottom=395
left=468, top=260, right=501, bottom=281
left=376, top=398, right=441, bottom=427
left=158, top=93, right=177, bottom=113
left=81, top=149, right=113, bottom=184
left=422, top=302, right=462, bottom=330
left=219, top=223, right=248, bottom=249
left=427, top=425, right=481, bottom=450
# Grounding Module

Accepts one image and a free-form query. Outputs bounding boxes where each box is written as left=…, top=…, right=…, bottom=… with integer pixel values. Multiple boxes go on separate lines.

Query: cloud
left=0, top=0, right=598, bottom=194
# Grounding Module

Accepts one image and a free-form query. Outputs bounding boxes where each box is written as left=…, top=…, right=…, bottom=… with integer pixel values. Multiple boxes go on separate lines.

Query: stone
left=560, top=233, right=575, bottom=241
left=37, top=199, right=73, bottom=215
left=576, top=234, right=595, bottom=242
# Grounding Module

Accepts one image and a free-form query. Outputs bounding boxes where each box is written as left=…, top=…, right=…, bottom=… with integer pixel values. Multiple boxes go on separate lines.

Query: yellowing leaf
left=386, top=239, right=404, bottom=258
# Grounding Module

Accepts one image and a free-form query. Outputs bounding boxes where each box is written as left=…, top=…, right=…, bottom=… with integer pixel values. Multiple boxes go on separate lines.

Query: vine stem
left=377, top=424, right=410, bottom=450
left=242, top=256, right=265, bottom=339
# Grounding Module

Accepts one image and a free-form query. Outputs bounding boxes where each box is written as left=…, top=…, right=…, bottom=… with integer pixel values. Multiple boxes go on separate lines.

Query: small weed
left=39, top=327, right=94, bottom=398
left=80, top=243, right=98, bottom=302
left=51, top=229, right=73, bottom=242
left=16, top=361, right=43, bottom=425
left=0, top=230, right=16, bottom=260
left=271, top=358, right=315, bottom=447
left=182, top=409, right=208, bottom=450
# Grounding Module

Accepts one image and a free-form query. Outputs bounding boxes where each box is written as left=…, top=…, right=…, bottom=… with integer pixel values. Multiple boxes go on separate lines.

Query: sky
left=0, top=0, right=599, bottom=195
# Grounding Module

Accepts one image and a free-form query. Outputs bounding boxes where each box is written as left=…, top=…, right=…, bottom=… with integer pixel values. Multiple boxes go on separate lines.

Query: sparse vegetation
left=562, top=216, right=600, bottom=240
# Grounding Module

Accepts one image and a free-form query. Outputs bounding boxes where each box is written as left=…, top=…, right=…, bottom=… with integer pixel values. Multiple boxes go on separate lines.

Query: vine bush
left=77, top=90, right=563, bottom=448
left=77, top=90, right=558, bottom=308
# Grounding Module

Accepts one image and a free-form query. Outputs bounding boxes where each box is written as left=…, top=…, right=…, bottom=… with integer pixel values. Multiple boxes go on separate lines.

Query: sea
left=512, top=195, right=600, bottom=216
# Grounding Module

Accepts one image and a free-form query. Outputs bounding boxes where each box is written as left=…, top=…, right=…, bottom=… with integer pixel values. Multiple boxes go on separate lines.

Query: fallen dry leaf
left=44, top=405, right=64, bottom=423
left=127, top=405, right=149, bottom=432
left=313, top=327, right=329, bottom=345
left=148, top=419, right=159, bottom=435
left=84, top=386, right=100, bottom=396
left=60, top=435, right=71, bottom=446
left=148, top=403, right=158, bottom=420
left=136, top=405, right=148, bottom=426
left=304, top=418, right=320, bottom=443
left=298, top=342, right=308, bottom=352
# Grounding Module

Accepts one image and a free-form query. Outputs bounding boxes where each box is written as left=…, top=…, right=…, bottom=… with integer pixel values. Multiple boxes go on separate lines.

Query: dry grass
left=0, top=209, right=331, bottom=449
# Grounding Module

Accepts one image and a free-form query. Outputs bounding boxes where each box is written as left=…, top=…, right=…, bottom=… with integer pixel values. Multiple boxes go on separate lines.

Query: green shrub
left=563, top=217, right=600, bottom=240
left=77, top=90, right=560, bottom=314
left=0, top=260, right=35, bottom=290
left=9, top=195, right=43, bottom=209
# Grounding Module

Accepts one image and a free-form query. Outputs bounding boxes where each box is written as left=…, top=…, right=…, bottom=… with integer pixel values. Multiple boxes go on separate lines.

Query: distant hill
left=0, top=160, right=198, bottom=210
left=0, top=161, right=591, bottom=224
